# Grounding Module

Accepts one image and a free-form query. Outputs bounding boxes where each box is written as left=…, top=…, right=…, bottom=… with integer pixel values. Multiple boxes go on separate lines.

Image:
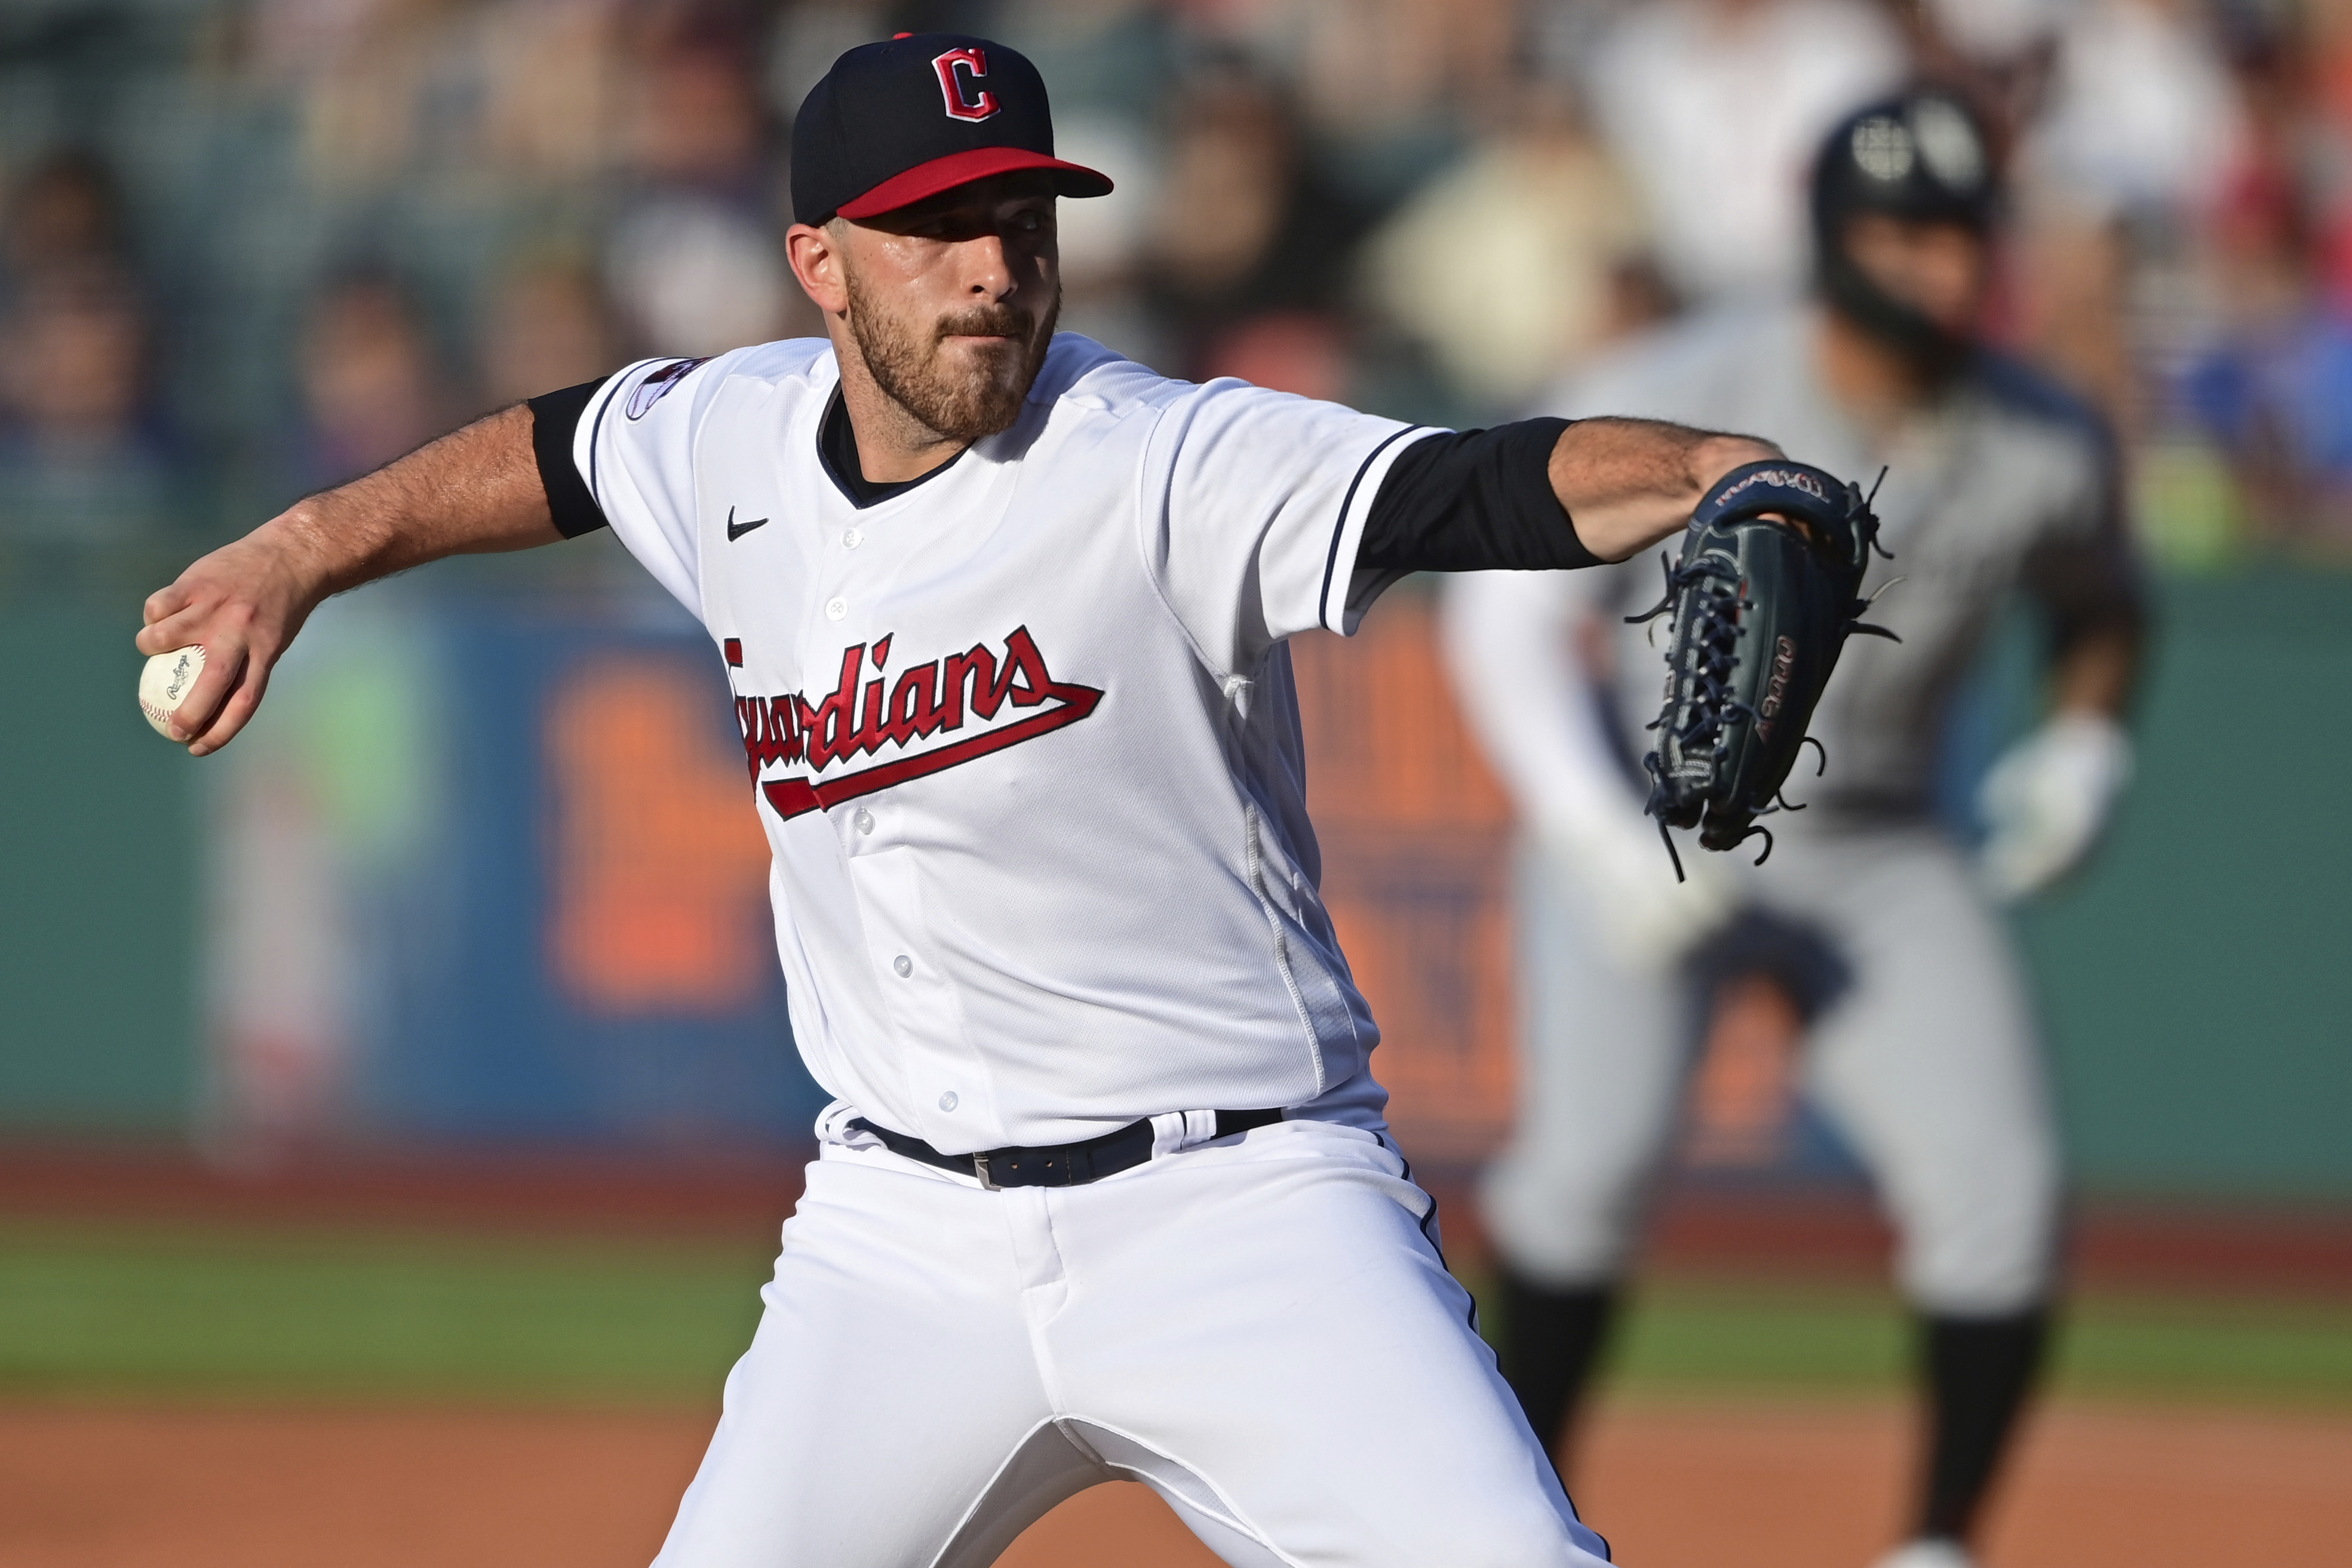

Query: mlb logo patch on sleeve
left=627, top=357, right=710, bottom=419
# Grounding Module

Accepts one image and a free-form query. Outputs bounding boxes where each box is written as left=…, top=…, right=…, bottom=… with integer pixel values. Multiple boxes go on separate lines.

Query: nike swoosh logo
left=725, top=507, right=769, bottom=542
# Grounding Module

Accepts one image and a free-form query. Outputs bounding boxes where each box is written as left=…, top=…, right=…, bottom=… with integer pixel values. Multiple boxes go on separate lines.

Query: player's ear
left=785, top=222, right=852, bottom=318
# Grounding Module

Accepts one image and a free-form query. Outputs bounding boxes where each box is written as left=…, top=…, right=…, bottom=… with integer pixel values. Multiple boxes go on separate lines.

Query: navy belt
left=849, top=1108, right=1285, bottom=1189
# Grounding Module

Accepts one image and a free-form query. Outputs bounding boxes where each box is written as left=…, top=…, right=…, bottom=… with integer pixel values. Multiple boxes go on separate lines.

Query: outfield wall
left=3, top=567, right=2347, bottom=1201
left=0, top=600, right=199, bottom=1133
left=2018, top=570, right=2352, bottom=1199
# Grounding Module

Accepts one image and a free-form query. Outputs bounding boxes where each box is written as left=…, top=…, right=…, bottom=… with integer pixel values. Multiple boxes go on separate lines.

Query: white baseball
left=139, top=644, right=207, bottom=739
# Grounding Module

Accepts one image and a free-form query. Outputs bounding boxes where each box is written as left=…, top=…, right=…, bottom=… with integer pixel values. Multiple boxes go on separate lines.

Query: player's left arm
left=1356, top=416, right=1783, bottom=576
left=1977, top=465, right=2151, bottom=899
left=1546, top=416, right=1786, bottom=561
left=1150, top=392, right=1797, bottom=677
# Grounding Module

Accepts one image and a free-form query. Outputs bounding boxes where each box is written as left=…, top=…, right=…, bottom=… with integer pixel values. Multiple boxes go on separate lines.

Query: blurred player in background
left=1442, top=90, right=2147, bottom=1568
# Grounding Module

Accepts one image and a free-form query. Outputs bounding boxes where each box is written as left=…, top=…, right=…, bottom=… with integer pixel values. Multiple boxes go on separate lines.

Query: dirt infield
left=3, top=1398, right=2344, bottom=1567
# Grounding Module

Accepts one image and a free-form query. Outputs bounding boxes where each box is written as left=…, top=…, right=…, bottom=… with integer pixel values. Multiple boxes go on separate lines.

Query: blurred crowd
left=6, top=0, right=2352, bottom=589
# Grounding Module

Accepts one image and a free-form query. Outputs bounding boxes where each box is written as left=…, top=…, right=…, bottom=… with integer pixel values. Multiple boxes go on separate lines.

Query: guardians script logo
left=727, top=626, right=1103, bottom=820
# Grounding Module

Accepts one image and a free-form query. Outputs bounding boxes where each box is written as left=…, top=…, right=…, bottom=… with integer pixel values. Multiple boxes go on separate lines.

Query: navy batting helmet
left=1810, top=90, right=1999, bottom=365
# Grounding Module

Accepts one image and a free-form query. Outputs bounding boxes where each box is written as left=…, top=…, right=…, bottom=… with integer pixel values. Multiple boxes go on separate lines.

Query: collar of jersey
left=817, top=386, right=969, bottom=510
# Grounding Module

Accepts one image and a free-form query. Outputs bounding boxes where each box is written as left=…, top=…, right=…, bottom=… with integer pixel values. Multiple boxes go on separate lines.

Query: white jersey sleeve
left=1141, top=378, right=1439, bottom=675
left=573, top=344, right=832, bottom=619
left=567, top=355, right=723, bottom=615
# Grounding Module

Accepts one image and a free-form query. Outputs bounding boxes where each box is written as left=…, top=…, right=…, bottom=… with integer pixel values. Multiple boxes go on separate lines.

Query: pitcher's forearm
left=137, top=402, right=561, bottom=754
left=1551, top=417, right=1781, bottom=561
left=282, top=403, right=560, bottom=593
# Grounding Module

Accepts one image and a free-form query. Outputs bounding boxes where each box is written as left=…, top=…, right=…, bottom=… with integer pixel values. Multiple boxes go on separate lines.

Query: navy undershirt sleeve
left=1357, top=417, right=1600, bottom=572
left=527, top=377, right=612, bottom=539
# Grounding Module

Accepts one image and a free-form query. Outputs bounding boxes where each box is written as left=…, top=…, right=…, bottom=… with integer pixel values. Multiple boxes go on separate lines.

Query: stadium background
left=1, top=1, right=2347, bottom=1564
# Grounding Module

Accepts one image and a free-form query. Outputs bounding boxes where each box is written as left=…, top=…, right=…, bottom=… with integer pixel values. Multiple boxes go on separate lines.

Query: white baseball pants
left=1482, top=823, right=2062, bottom=1316
left=653, top=1113, right=1612, bottom=1567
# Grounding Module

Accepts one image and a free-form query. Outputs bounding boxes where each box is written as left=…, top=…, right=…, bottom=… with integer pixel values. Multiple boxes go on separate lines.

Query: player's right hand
left=136, top=512, right=334, bottom=756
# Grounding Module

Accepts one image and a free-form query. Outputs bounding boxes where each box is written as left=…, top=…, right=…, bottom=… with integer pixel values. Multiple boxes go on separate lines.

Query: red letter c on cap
left=933, top=47, right=998, bottom=122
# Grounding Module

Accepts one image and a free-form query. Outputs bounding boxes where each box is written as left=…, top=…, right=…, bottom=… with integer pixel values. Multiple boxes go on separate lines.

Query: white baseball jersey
left=569, top=333, right=1438, bottom=1154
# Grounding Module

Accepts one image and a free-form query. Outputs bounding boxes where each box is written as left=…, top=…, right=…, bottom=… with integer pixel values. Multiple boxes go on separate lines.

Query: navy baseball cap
left=791, top=33, right=1113, bottom=226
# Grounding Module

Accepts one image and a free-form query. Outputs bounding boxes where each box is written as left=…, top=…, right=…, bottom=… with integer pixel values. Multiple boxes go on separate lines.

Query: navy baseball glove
left=1628, top=460, right=1893, bottom=878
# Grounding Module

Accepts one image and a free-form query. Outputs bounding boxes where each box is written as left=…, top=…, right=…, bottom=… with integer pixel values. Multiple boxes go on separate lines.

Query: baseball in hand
left=139, top=644, right=206, bottom=739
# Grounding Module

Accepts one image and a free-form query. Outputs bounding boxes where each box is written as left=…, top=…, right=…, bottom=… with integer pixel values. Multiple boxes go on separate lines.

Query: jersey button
left=853, top=808, right=874, bottom=835
left=892, top=954, right=913, bottom=978
left=937, top=1092, right=958, bottom=1112
left=825, top=597, right=848, bottom=621
left=842, top=528, right=862, bottom=549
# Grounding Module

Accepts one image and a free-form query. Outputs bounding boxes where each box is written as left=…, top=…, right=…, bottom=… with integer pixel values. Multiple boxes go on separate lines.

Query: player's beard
left=846, top=270, right=1060, bottom=444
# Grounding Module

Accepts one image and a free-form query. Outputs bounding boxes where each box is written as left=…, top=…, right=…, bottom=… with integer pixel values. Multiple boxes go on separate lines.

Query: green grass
left=2046, top=1290, right=2352, bottom=1406
left=0, top=1219, right=769, bottom=1404
left=1, top=1219, right=2346, bottom=1409
left=1464, top=1270, right=2352, bottom=1410
left=1607, top=1278, right=1910, bottom=1392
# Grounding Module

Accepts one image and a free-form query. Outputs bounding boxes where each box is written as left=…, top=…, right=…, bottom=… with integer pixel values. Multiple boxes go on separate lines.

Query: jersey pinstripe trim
left=1318, top=425, right=1438, bottom=635
left=576, top=358, right=655, bottom=521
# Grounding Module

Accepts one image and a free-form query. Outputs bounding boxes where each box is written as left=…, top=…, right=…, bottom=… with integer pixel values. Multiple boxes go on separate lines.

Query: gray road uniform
left=1441, top=302, right=2140, bottom=1315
